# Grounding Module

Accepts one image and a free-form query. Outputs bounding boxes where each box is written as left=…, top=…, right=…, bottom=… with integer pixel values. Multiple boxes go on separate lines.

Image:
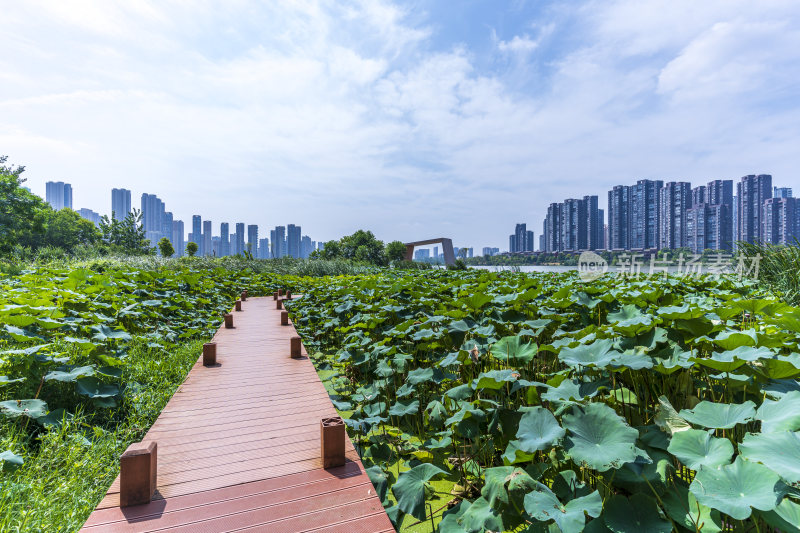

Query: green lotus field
left=288, top=269, right=800, bottom=532
left=2, top=263, right=800, bottom=531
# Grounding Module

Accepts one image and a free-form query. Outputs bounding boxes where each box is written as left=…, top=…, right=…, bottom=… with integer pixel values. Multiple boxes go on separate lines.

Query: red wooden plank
left=80, top=297, right=392, bottom=532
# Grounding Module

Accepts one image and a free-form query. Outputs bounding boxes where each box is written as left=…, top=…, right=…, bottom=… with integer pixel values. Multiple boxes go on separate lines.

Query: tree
left=0, top=156, right=49, bottom=254
left=158, top=237, right=175, bottom=258
left=42, top=208, right=101, bottom=250
left=186, top=241, right=199, bottom=257
left=98, top=209, right=152, bottom=255
left=385, top=240, right=407, bottom=263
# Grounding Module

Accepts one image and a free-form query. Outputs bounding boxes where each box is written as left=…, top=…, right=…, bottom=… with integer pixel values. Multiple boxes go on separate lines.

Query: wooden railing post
left=320, top=417, right=345, bottom=468
left=203, top=342, right=217, bottom=366
left=120, top=441, right=157, bottom=507
left=281, top=310, right=289, bottom=326
left=223, top=313, right=233, bottom=328
left=290, top=336, right=301, bottom=358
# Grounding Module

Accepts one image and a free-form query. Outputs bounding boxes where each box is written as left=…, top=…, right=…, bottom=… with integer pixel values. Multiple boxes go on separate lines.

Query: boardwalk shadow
left=120, top=491, right=166, bottom=523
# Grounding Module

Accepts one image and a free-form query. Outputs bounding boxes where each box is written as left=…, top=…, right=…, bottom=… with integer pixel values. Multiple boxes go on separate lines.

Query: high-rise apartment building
left=584, top=195, right=603, bottom=251
left=707, top=179, right=734, bottom=207
left=737, top=174, right=772, bottom=244
left=691, top=186, right=706, bottom=208
left=141, top=193, right=165, bottom=248
left=271, top=227, right=286, bottom=258
left=774, top=187, right=793, bottom=199
left=629, top=179, right=663, bottom=250
left=219, top=223, right=229, bottom=257
left=509, top=223, right=534, bottom=253
left=287, top=224, right=301, bottom=258
left=234, top=223, right=245, bottom=256
left=111, top=188, right=131, bottom=221
left=301, top=235, right=313, bottom=258
left=46, top=181, right=73, bottom=210
left=203, top=220, right=212, bottom=256
left=258, top=238, right=270, bottom=259
left=247, top=225, right=259, bottom=256
left=762, top=197, right=798, bottom=245
left=541, top=195, right=601, bottom=252
left=78, top=208, right=101, bottom=226
left=162, top=211, right=174, bottom=244
left=172, top=220, right=185, bottom=257
left=191, top=215, right=202, bottom=255
left=607, top=185, right=629, bottom=250
left=544, top=203, right=562, bottom=252
left=686, top=203, right=733, bottom=253
left=658, top=182, right=691, bottom=249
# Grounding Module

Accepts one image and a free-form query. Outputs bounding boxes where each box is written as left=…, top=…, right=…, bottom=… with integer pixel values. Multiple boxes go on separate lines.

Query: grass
left=0, top=339, right=205, bottom=532
left=738, top=240, right=800, bottom=305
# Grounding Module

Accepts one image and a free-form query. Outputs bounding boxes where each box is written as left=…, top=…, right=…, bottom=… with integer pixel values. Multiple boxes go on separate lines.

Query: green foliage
left=0, top=156, right=49, bottom=254
left=738, top=239, right=800, bottom=305
left=315, top=230, right=390, bottom=266
left=386, top=240, right=407, bottom=263
left=98, top=209, right=152, bottom=255
left=185, top=241, right=198, bottom=257
left=157, top=237, right=175, bottom=258
left=287, top=269, right=800, bottom=531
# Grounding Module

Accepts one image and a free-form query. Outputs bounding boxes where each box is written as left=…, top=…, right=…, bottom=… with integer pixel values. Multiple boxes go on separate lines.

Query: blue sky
left=2, top=1, right=799, bottom=249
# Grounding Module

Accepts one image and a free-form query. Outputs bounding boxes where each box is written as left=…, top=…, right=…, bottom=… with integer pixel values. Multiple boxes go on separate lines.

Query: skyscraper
left=220, top=223, right=230, bottom=257
left=707, top=179, right=734, bottom=207
left=162, top=211, right=174, bottom=243
left=691, top=185, right=706, bottom=208
left=247, top=225, right=259, bottom=256
left=762, top=197, right=798, bottom=245
left=686, top=203, right=732, bottom=253
left=45, top=181, right=73, bottom=210
left=301, top=235, right=312, bottom=258
left=607, top=185, right=629, bottom=251
left=629, top=179, right=663, bottom=250
left=203, top=220, right=212, bottom=256
left=544, top=203, right=562, bottom=252
left=258, top=238, right=270, bottom=259
left=737, top=174, right=772, bottom=244
left=141, top=193, right=165, bottom=248
left=111, top=188, right=131, bottom=221
left=584, top=195, right=603, bottom=251
left=774, top=187, right=793, bottom=199
left=287, top=224, right=301, bottom=258
left=78, top=208, right=101, bottom=226
left=172, top=220, right=185, bottom=257
left=658, top=182, right=691, bottom=249
left=191, top=215, right=202, bottom=255
left=271, top=227, right=285, bottom=258
left=235, top=223, right=245, bottom=256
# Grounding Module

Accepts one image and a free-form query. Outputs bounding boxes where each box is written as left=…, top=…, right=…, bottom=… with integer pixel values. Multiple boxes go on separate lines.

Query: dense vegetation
left=288, top=269, right=800, bottom=532
left=0, top=262, right=312, bottom=531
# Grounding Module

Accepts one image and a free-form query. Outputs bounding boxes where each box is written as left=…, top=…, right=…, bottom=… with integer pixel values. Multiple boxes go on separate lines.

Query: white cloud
left=1, top=0, right=799, bottom=249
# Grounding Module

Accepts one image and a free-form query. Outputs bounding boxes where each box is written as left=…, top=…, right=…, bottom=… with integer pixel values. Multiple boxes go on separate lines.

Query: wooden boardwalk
left=81, top=296, right=394, bottom=532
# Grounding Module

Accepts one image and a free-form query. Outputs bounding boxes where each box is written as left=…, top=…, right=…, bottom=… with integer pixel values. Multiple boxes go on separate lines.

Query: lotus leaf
left=758, top=497, right=800, bottom=533
left=0, top=399, right=48, bottom=419
left=562, top=403, right=640, bottom=472
left=679, top=400, right=756, bottom=429
left=458, top=496, right=505, bottom=533
left=516, top=407, right=565, bottom=453
left=75, top=377, right=120, bottom=399
left=44, top=366, right=96, bottom=382
left=739, top=431, right=800, bottom=483
left=365, top=465, right=390, bottom=501
left=558, top=339, right=616, bottom=369
left=755, top=390, right=800, bottom=432
left=713, top=329, right=757, bottom=350
left=603, top=493, right=671, bottom=533
left=0, top=450, right=24, bottom=472
left=524, top=487, right=601, bottom=533
left=667, top=429, right=733, bottom=470
left=388, top=399, right=418, bottom=417
left=661, top=484, right=721, bottom=532
left=391, top=463, right=448, bottom=520
left=490, top=335, right=538, bottom=364
left=475, top=369, right=518, bottom=390
left=689, top=456, right=782, bottom=520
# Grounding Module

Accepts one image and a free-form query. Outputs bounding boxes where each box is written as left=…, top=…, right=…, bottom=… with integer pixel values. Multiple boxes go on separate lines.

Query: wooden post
left=234, top=300, right=242, bottom=312
left=286, top=290, right=292, bottom=300
left=273, top=291, right=278, bottom=300
left=290, top=336, right=301, bottom=358
left=320, top=417, right=345, bottom=469
left=280, top=310, right=289, bottom=326
left=203, top=342, right=216, bottom=366
left=276, top=299, right=283, bottom=310
left=120, top=441, right=157, bottom=507
left=223, top=313, right=233, bottom=329
left=241, top=290, right=247, bottom=301
left=278, top=289, right=285, bottom=296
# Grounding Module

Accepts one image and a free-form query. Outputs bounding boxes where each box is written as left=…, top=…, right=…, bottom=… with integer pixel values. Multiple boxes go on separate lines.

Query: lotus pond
left=287, top=269, right=800, bottom=532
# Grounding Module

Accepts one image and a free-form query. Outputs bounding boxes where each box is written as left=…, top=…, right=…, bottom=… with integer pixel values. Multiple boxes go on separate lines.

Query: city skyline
left=3, top=2, right=799, bottom=249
